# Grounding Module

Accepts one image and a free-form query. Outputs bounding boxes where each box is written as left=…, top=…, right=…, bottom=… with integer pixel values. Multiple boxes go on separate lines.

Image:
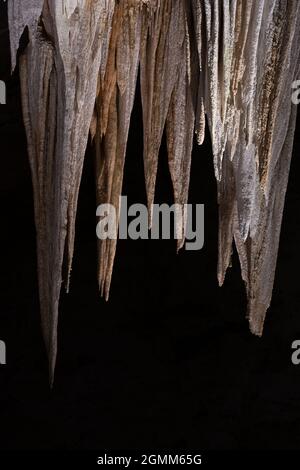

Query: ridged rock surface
left=8, top=0, right=300, bottom=382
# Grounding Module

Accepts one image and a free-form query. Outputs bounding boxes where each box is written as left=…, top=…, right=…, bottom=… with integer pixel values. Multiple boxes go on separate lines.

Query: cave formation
left=7, top=0, right=300, bottom=384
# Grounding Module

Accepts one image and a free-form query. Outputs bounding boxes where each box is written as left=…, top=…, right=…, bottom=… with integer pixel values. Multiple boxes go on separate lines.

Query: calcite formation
left=7, top=0, right=300, bottom=383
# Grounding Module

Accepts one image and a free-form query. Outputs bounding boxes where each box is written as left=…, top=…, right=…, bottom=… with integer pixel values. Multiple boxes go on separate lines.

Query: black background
left=1, top=3, right=300, bottom=451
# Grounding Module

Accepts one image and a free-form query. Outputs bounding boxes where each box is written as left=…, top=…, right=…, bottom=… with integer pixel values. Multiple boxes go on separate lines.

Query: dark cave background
left=1, top=3, right=300, bottom=451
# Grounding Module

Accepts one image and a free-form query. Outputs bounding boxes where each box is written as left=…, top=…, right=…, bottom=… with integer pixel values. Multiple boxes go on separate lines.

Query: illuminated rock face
left=8, top=1, right=300, bottom=383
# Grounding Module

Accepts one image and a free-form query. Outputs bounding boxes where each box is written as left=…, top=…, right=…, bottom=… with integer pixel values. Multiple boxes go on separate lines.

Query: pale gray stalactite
left=166, top=4, right=199, bottom=250
left=197, top=0, right=300, bottom=335
left=7, top=0, right=300, bottom=381
left=9, top=0, right=115, bottom=384
left=239, top=1, right=300, bottom=335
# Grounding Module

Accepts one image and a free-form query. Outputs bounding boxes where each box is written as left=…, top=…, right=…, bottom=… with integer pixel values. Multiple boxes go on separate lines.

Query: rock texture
left=9, top=0, right=115, bottom=385
left=7, top=0, right=300, bottom=382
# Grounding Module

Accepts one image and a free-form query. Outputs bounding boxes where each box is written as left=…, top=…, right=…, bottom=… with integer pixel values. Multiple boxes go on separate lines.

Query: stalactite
left=7, top=0, right=300, bottom=381
left=9, top=0, right=115, bottom=385
left=93, top=0, right=155, bottom=299
left=195, top=0, right=300, bottom=334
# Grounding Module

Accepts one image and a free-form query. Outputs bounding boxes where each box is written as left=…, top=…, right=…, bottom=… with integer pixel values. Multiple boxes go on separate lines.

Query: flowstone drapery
left=7, top=1, right=300, bottom=383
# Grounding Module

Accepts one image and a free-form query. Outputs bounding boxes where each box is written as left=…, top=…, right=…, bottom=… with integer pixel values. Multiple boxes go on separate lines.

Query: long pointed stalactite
left=7, top=0, right=300, bottom=382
